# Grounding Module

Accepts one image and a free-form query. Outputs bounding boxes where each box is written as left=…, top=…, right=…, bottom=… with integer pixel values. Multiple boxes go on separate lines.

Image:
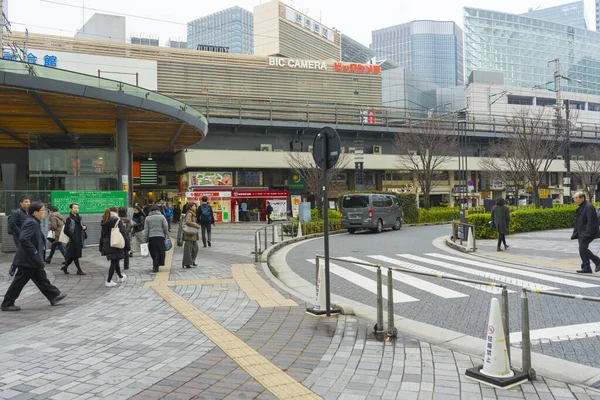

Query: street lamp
left=354, top=140, right=364, bottom=191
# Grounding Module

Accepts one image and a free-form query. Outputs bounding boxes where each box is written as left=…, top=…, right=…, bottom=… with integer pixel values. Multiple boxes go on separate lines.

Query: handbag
left=164, top=237, right=173, bottom=251
left=140, top=242, right=149, bottom=257
left=47, top=230, right=55, bottom=242
left=182, top=225, right=199, bottom=235
left=58, top=225, right=70, bottom=244
left=489, top=220, right=496, bottom=230
left=110, top=221, right=126, bottom=249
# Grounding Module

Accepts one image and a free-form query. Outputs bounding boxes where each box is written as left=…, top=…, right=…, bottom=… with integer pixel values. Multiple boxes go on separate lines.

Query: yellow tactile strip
left=145, top=278, right=235, bottom=288
left=231, top=264, right=298, bottom=307
left=153, top=285, right=320, bottom=399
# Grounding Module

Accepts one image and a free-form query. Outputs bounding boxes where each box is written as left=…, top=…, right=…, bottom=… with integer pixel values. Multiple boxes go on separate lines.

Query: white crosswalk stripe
left=306, top=259, right=419, bottom=303
left=368, top=255, right=504, bottom=294
left=397, top=254, right=558, bottom=291
left=426, top=253, right=599, bottom=289
left=338, top=256, right=468, bottom=299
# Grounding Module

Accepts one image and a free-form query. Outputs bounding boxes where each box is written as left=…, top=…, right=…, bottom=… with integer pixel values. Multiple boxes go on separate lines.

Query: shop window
left=364, top=172, right=375, bottom=185
left=332, top=172, right=347, bottom=183
left=237, top=171, right=262, bottom=186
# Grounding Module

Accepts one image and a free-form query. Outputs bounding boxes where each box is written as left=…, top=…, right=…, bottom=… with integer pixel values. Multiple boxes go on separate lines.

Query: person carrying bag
left=99, top=207, right=129, bottom=287
left=182, top=202, right=200, bottom=269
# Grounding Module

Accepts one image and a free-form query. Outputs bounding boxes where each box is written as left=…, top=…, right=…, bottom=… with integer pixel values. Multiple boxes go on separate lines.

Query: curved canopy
left=0, top=59, right=208, bottom=151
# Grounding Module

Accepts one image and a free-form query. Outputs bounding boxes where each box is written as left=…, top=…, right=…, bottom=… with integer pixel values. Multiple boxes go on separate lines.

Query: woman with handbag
left=45, top=206, right=66, bottom=264
left=143, top=204, right=169, bottom=273
left=62, top=203, right=87, bottom=275
left=99, top=207, right=129, bottom=287
left=182, top=202, right=201, bottom=269
left=130, top=206, right=145, bottom=256
left=491, top=198, right=510, bottom=251
left=118, top=207, right=133, bottom=270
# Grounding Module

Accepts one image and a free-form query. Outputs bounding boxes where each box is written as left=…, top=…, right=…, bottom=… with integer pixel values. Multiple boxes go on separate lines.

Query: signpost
left=308, top=127, right=342, bottom=317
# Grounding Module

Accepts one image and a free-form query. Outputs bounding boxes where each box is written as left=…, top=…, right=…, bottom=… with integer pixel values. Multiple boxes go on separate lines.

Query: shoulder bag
left=110, top=220, right=126, bottom=249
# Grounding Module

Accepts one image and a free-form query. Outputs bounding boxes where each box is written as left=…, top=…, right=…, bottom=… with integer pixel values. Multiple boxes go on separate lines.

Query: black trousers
left=148, top=237, right=166, bottom=270
left=497, top=233, right=507, bottom=248
left=107, top=259, right=123, bottom=282
left=2, top=267, right=61, bottom=308
left=201, top=224, right=212, bottom=246
left=579, top=239, right=600, bottom=270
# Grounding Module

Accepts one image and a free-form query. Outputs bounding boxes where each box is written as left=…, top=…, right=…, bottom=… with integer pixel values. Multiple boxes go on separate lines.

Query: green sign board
left=288, top=173, right=306, bottom=191
left=51, top=191, right=127, bottom=214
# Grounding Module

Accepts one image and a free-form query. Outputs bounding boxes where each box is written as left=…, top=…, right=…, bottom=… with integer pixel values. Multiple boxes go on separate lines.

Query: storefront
left=232, top=189, right=289, bottom=222
left=185, top=190, right=232, bottom=223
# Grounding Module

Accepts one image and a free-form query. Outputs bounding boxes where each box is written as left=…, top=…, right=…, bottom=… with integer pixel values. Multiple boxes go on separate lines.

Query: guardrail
left=450, top=221, right=477, bottom=252
left=253, top=222, right=298, bottom=262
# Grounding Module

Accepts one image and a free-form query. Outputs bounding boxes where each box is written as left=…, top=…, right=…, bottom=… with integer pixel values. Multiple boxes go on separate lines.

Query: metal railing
left=253, top=222, right=299, bottom=262
left=450, top=221, right=477, bottom=252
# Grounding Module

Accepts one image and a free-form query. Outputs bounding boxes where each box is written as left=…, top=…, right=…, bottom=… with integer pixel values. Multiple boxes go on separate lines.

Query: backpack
left=200, top=204, right=212, bottom=223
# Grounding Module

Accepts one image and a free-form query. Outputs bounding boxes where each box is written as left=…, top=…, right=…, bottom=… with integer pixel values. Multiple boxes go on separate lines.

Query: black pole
left=322, top=133, right=331, bottom=316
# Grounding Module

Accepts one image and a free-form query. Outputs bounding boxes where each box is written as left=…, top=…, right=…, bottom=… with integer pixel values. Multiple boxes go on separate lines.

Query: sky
left=3, top=0, right=597, bottom=46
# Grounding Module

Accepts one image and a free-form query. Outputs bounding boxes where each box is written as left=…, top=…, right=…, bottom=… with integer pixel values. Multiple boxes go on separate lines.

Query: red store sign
left=233, top=190, right=288, bottom=198
left=334, top=62, right=381, bottom=75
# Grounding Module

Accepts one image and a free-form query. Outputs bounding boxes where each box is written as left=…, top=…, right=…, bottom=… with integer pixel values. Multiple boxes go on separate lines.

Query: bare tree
left=500, top=109, right=565, bottom=208
left=394, top=119, right=458, bottom=209
left=572, top=145, right=600, bottom=202
left=480, top=141, right=527, bottom=205
left=285, top=151, right=349, bottom=218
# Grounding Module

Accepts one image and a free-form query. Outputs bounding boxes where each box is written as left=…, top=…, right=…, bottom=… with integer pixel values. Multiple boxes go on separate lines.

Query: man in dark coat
left=7, top=196, right=31, bottom=276
left=571, top=191, right=600, bottom=273
left=491, top=198, right=510, bottom=251
left=2, top=201, right=67, bottom=311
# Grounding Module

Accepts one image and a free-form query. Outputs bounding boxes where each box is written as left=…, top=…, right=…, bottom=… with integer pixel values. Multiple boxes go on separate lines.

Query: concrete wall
left=75, top=14, right=126, bottom=43
left=253, top=1, right=280, bottom=56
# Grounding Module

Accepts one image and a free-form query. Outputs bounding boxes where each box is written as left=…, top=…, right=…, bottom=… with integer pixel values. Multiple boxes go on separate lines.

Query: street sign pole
left=321, top=133, right=332, bottom=316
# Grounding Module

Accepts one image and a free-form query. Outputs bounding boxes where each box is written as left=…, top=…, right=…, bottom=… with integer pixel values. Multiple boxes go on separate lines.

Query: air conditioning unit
left=348, top=147, right=356, bottom=154
left=373, top=145, right=383, bottom=155
left=340, top=147, right=346, bottom=154
left=157, top=175, right=167, bottom=187
left=260, top=144, right=273, bottom=151
left=308, top=145, right=313, bottom=152
left=556, top=155, right=564, bottom=160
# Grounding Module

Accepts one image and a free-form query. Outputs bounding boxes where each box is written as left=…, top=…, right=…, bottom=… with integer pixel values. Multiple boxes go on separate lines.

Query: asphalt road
left=285, top=225, right=600, bottom=368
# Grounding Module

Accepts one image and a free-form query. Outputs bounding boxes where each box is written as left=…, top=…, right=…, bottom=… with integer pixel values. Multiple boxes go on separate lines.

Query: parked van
left=341, top=193, right=403, bottom=234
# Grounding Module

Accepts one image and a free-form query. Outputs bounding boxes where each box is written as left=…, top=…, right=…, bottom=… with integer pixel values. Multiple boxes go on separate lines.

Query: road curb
left=264, top=230, right=600, bottom=389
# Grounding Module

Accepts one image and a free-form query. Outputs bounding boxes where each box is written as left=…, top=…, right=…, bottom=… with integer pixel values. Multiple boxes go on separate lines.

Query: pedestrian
left=62, top=203, right=87, bottom=275
left=130, top=205, right=146, bottom=256
left=1, top=201, right=67, bottom=311
left=266, top=201, right=273, bottom=224
left=491, top=198, right=510, bottom=252
left=571, top=191, right=600, bottom=274
left=240, top=200, right=248, bottom=222
left=143, top=200, right=153, bottom=217
left=173, top=203, right=182, bottom=223
left=45, top=205, right=66, bottom=264
left=197, top=196, right=215, bottom=248
left=183, top=202, right=201, bottom=268
left=144, top=204, right=169, bottom=273
left=118, top=207, right=133, bottom=270
left=7, top=196, right=31, bottom=276
left=99, top=207, right=129, bottom=287
left=164, top=201, right=173, bottom=231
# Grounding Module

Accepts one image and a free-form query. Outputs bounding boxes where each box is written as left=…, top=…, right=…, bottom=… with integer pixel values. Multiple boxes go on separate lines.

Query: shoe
left=45, top=259, right=51, bottom=264
left=208, top=241, right=211, bottom=247
left=124, top=266, right=129, bottom=270
left=9, top=265, right=16, bottom=276
left=1, top=305, right=20, bottom=311
left=192, top=263, right=198, bottom=266
left=183, top=265, right=190, bottom=269
left=50, top=293, right=67, bottom=306
left=60, top=266, right=69, bottom=275
left=187, top=265, right=195, bottom=268
left=577, top=269, right=593, bottom=274
left=129, top=252, right=134, bottom=257
left=203, top=244, right=207, bottom=248
left=76, top=270, right=86, bottom=276
left=152, top=267, right=159, bottom=273
left=504, top=245, right=509, bottom=250
left=104, top=281, right=117, bottom=287
left=119, top=274, right=127, bottom=283
left=497, top=247, right=503, bottom=252
left=596, top=264, right=600, bottom=273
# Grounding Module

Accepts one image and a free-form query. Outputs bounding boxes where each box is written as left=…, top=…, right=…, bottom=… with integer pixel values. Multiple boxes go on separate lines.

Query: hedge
left=337, top=191, right=418, bottom=224
left=418, top=208, right=459, bottom=224
left=296, top=208, right=341, bottom=221
left=282, top=220, right=343, bottom=235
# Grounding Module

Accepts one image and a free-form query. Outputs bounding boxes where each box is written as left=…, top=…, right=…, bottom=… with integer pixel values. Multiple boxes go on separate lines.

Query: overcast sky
left=4, top=0, right=597, bottom=46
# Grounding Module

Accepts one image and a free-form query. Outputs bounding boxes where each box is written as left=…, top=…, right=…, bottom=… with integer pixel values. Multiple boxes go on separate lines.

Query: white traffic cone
left=465, top=298, right=529, bottom=388
left=467, top=225, right=475, bottom=251
left=297, top=222, right=303, bottom=238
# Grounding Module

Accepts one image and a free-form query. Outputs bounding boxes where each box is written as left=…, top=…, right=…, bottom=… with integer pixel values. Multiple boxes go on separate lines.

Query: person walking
left=144, top=204, right=169, bottom=273
left=164, top=202, right=173, bottom=232
left=45, top=205, right=66, bottom=264
left=118, top=207, right=133, bottom=270
left=197, top=196, right=215, bottom=248
left=130, top=205, right=145, bottom=256
left=1, top=201, right=67, bottom=311
left=173, top=203, right=182, bottom=223
left=143, top=200, right=153, bottom=218
left=491, top=198, right=510, bottom=251
left=240, top=200, right=248, bottom=222
left=265, top=201, right=273, bottom=224
left=571, top=191, right=600, bottom=273
left=99, top=207, right=129, bottom=287
left=62, top=203, right=87, bottom=275
left=183, top=202, right=201, bottom=268
left=7, top=196, right=31, bottom=276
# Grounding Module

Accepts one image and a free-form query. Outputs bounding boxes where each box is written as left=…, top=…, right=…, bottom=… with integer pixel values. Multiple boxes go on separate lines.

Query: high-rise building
left=341, top=34, right=375, bottom=63
left=371, top=21, right=464, bottom=88
left=75, top=13, right=126, bottom=42
left=521, top=1, right=586, bottom=29
left=253, top=0, right=341, bottom=61
left=187, top=6, right=253, bottom=55
left=596, top=0, right=600, bottom=30
left=464, top=7, right=600, bottom=96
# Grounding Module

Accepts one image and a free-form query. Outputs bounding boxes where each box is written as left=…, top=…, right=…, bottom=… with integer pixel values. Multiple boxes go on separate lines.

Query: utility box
left=299, top=202, right=311, bottom=223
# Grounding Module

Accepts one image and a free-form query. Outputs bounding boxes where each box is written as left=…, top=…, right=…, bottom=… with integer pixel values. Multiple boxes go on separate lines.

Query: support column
left=116, top=117, right=131, bottom=207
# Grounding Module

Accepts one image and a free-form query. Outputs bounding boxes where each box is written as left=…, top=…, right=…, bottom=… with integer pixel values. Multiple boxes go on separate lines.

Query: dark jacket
left=572, top=201, right=600, bottom=242
left=99, top=214, right=130, bottom=261
left=132, top=212, right=145, bottom=233
left=491, top=204, right=510, bottom=235
left=185, top=210, right=201, bottom=241
left=64, top=213, right=86, bottom=259
left=197, top=203, right=215, bottom=226
left=266, top=205, right=273, bottom=216
left=13, top=215, right=46, bottom=270
left=8, top=207, right=29, bottom=244
left=120, top=216, right=133, bottom=251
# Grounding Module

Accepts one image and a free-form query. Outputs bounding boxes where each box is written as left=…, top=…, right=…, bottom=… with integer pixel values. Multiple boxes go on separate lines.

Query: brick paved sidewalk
left=1, top=223, right=599, bottom=399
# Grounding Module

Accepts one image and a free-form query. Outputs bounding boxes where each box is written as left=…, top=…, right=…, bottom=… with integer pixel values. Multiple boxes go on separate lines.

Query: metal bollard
left=254, top=231, right=259, bottom=262
left=501, top=286, right=511, bottom=362
left=264, top=227, right=268, bottom=250
left=521, top=288, right=535, bottom=380
left=315, top=256, right=319, bottom=287
left=272, top=224, right=275, bottom=244
left=387, top=268, right=397, bottom=337
left=375, top=267, right=384, bottom=333
left=281, top=223, right=284, bottom=241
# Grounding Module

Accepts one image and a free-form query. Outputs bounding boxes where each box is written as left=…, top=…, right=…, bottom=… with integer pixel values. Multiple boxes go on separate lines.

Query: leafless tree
left=284, top=151, right=349, bottom=218
left=480, top=141, right=527, bottom=205
left=394, top=119, right=458, bottom=209
left=572, top=145, right=600, bottom=203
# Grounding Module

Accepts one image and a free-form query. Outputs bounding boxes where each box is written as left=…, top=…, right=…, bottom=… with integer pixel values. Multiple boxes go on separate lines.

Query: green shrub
left=337, top=191, right=418, bottom=224
left=418, top=208, right=459, bottom=224
left=281, top=220, right=343, bottom=235
left=297, top=208, right=340, bottom=221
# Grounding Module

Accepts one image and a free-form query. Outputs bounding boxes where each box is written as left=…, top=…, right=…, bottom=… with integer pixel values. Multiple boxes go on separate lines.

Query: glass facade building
left=371, top=21, right=464, bottom=88
left=521, top=1, right=587, bottom=29
left=187, top=6, right=253, bottom=55
left=464, top=7, right=600, bottom=96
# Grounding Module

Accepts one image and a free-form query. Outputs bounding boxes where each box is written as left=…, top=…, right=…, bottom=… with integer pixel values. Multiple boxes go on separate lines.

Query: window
left=295, top=13, right=302, bottom=23
left=332, top=172, right=347, bottom=183
left=314, top=23, right=320, bottom=34
left=507, top=95, right=533, bottom=105
left=305, top=18, right=311, bottom=29
left=343, top=195, right=369, bottom=208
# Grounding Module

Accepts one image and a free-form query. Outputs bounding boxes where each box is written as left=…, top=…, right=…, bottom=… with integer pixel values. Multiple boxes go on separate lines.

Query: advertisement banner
left=51, top=191, right=126, bottom=214
left=189, top=171, right=233, bottom=187
left=291, top=195, right=302, bottom=218
left=288, top=173, right=306, bottom=191
left=269, top=199, right=288, bottom=221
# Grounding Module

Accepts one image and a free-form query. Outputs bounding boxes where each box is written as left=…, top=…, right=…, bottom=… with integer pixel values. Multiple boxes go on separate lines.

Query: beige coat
left=49, top=212, right=66, bottom=241
left=184, top=210, right=201, bottom=241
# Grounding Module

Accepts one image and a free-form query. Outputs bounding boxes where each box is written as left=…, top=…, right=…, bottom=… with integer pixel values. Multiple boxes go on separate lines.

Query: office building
left=522, top=1, right=587, bottom=28
left=371, top=20, right=464, bottom=88
left=596, top=0, right=600, bottom=30
left=253, top=0, right=341, bottom=61
left=341, top=34, right=375, bottom=63
left=75, top=13, right=126, bottom=42
left=187, top=6, right=253, bottom=55
left=464, top=7, right=600, bottom=96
